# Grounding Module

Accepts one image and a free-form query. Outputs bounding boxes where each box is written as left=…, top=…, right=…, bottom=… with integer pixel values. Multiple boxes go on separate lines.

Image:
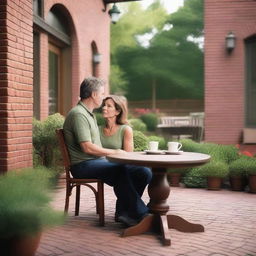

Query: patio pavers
left=36, top=178, right=256, bottom=256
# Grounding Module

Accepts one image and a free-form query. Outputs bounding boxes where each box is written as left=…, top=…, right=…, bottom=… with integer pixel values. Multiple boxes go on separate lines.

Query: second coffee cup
left=167, top=142, right=182, bottom=152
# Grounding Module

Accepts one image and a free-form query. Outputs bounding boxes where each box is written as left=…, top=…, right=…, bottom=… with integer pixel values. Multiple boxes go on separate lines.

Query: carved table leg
left=121, top=167, right=204, bottom=246
left=159, top=215, right=171, bottom=246
left=122, top=214, right=154, bottom=237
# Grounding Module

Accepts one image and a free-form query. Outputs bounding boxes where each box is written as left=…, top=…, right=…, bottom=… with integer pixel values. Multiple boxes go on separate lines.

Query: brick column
left=0, top=0, right=33, bottom=172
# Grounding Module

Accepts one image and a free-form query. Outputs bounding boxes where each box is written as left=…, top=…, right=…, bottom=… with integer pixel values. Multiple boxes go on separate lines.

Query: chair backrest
left=56, top=129, right=72, bottom=177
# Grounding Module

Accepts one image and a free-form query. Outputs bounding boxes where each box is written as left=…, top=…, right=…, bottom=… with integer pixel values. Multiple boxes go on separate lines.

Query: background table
left=107, top=151, right=210, bottom=246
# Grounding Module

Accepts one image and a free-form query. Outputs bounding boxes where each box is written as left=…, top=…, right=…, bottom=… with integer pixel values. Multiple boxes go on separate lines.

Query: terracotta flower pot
left=1, top=232, right=42, bottom=256
left=248, top=174, right=256, bottom=193
left=206, top=177, right=222, bottom=190
left=167, top=173, right=181, bottom=187
left=229, top=175, right=247, bottom=191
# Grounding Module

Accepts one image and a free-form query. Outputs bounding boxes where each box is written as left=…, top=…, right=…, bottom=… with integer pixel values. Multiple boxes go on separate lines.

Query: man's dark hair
left=80, top=77, right=105, bottom=99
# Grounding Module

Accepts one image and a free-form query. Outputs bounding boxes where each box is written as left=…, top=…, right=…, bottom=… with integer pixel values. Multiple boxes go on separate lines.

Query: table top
left=107, top=151, right=211, bottom=169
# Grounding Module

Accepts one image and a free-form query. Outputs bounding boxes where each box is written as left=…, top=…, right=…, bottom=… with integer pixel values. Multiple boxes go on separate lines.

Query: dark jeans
left=70, top=158, right=152, bottom=219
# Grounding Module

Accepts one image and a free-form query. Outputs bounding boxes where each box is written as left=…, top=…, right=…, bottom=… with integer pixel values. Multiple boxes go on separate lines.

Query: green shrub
left=200, top=161, right=229, bottom=178
left=0, top=167, right=65, bottom=239
left=33, top=113, right=64, bottom=168
left=180, top=139, right=202, bottom=152
left=238, top=157, right=256, bottom=175
left=139, top=113, right=158, bottom=132
left=147, top=135, right=166, bottom=150
left=199, top=143, right=239, bottom=164
left=94, top=112, right=106, bottom=126
left=133, top=130, right=148, bottom=151
left=217, top=144, right=239, bottom=164
left=183, top=167, right=207, bottom=188
left=229, top=157, right=251, bottom=177
left=180, top=139, right=239, bottom=164
left=129, top=118, right=147, bottom=132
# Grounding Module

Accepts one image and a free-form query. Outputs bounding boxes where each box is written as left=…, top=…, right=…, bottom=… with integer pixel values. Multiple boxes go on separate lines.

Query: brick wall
left=42, top=0, right=110, bottom=115
left=0, top=0, right=111, bottom=171
left=0, top=0, right=33, bottom=172
left=204, top=0, right=256, bottom=144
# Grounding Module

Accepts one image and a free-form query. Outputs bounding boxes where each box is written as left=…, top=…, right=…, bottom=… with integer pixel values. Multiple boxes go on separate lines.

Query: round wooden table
left=107, top=151, right=211, bottom=246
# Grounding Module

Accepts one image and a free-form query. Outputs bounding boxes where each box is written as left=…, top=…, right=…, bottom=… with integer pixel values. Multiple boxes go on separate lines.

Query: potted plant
left=244, top=158, right=256, bottom=193
left=200, top=161, right=229, bottom=190
left=183, top=167, right=207, bottom=188
left=0, top=167, right=65, bottom=256
left=229, top=158, right=248, bottom=191
left=167, top=168, right=187, bottom=187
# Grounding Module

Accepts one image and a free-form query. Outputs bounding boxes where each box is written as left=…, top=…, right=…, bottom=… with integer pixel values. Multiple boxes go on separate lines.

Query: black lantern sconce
left=102, top=0, right=141, bottom=24
left=108, top=4, right=121, bottom=24
left=225, top=32, right=236, bottom=53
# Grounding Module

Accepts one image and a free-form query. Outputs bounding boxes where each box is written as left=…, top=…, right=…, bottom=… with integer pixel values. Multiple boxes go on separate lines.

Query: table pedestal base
left=122, top=214, right=204, bottom=246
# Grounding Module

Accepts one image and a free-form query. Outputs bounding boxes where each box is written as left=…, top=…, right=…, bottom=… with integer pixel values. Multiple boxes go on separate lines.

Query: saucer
left=164, top=150, right=183, bottom=155
left=144, top=150, right=165, bottom=155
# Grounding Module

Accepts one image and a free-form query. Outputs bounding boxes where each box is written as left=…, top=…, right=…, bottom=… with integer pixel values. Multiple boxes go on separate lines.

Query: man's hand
left=114, top=149, right=126, bottom=155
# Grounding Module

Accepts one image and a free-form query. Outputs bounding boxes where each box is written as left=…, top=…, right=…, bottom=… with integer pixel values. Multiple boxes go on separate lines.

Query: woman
left=99, top=95, right=152, bottom=226
left=99, top=95, right=133, bottom=152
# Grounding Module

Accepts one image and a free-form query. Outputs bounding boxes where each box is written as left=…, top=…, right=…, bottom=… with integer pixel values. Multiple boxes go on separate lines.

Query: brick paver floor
left=36, top=178, right=256, bottom=256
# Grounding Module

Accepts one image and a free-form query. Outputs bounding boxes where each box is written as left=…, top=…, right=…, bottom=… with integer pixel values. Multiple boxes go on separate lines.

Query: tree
left=111, top=0, right=204, bottom=101
left=110, top=1, right=167, bottom=94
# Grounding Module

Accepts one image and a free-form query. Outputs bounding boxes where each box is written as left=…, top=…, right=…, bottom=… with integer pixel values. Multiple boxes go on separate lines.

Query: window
left=49, top=44, right=61, bottom=115
left=245, top=36, right=256, bottom=128
left=33, top=32, right=40, bottom=119
left=33, top=0, right=43, bottom=17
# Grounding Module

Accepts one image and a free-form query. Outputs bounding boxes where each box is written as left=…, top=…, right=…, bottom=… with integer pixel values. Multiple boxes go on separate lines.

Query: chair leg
left=97, top=181, right=105, bottom=226
left=64, top=183, right=71, bottom=213
left=75, top=185, right=81, bottom=216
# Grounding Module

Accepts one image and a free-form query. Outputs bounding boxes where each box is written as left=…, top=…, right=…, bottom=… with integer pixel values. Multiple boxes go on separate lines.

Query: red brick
left=205, top=0, right=256, bottom=144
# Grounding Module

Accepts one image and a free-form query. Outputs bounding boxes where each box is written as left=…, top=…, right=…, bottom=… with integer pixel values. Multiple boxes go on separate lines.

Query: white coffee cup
left=148, top=141, right=159, bottom=151
left=167, top=142, right=182, bottom=152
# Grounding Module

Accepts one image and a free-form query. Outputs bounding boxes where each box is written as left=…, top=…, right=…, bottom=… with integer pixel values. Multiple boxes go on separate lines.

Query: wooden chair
left=56, top=128, right=105, bottom=226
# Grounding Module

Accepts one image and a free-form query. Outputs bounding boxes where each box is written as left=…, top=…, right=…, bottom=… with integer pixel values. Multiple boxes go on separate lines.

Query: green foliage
left=113, top=0, right=204, bottom=101
left=140, top=113, right=159, bottom=131
left=183, top=167, right=207, bottom=188
left=147, top=135, right=166, bottom=150
left=229, top=157, right=252, bottom=177
left=180, top=139, right=239, bottom=164
left=237, top=157, right=256, bottom=175
left=183, top=161, right=229, bottom=188
left=94, top=112, right=106, bottom=126
left=180, top=139, right=202, bottom=152
left=110, top=65, right=128, bottom=95
left=133, top=130, right=148, bottom=151
left=199, top=161, right=229, bottom=178
left=33, top=113, right=64, bottom=168
left=0, top=167, right=65, bottom=239
left=197, top=143, right=239, bottom=164
left=129, top=118, right=147, bottom=132
left=110, top=1, right=168, bottom=56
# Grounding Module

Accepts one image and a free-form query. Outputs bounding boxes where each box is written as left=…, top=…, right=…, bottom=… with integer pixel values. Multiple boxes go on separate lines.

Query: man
left=63, top=77, right=152, bottom=226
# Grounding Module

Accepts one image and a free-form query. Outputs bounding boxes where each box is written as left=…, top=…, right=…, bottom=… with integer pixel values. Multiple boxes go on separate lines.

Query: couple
left=63, top=77, right=152, bottom=227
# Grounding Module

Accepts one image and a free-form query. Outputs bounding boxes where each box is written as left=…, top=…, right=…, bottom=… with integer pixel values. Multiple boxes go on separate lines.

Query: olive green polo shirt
left=63, top=101, right=102, bottom=165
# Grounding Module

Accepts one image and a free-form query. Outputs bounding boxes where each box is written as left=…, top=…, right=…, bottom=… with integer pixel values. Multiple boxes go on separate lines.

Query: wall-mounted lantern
left=225, top=32, right=236, bottom=53
left=93, top=53, right=102, bottom=64
left=108, top=3, right=121, bottom=24
left=102, top=0, right=141, bottom=24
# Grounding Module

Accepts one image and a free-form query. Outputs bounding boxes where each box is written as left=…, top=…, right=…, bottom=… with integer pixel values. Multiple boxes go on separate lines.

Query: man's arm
left=80, top=141, right=124, bottom=156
